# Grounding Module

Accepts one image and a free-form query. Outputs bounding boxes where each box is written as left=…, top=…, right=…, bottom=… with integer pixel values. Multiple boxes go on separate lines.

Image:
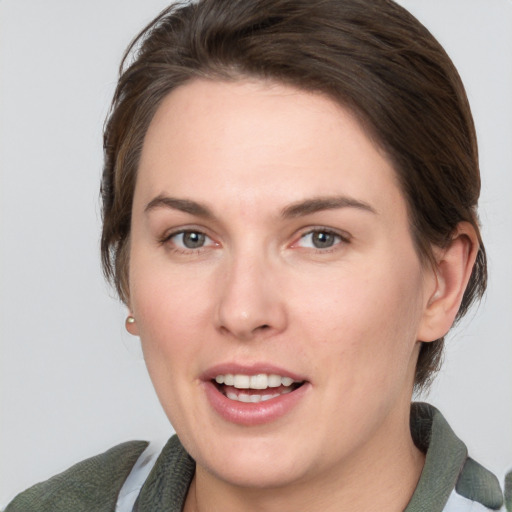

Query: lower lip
left=203, top=381, right=310, bottom=426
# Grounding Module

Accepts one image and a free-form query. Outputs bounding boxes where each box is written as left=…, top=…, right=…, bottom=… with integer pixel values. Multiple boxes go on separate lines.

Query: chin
left=186, top=428, right=316, bottom=489
left=204, top=453, right=311, bottom=490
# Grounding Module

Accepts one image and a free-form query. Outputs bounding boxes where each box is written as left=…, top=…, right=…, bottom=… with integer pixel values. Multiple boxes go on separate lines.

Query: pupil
left=312, top=231, right=334, bottom=248
left=183, top=232, right=205, bottom=248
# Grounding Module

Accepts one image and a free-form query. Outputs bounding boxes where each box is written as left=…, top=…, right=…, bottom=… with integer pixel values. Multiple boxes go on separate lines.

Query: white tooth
left=250, top=374, right=268, bottom=389
left=224, top=374, right=234, bottom=386
left=226, top=392, right=239, bottom=401
left=281, top=386, right=293, bottom=394
left=250, top=394, right=262, bottom=403
left=238, top=393, right=251, bottom=403
left=281, top=377, right=294, bottom=387
left=261, top=393, right=280, bottom=402
left=234, top=375, right=250, bottom=389
left=268, top=374, right=282, bottom=387
left=215, top=375, right=224, bottom=384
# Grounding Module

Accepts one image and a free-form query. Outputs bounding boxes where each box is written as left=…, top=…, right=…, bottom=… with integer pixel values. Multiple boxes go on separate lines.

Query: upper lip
left=200, top=362, right=307, bottom=383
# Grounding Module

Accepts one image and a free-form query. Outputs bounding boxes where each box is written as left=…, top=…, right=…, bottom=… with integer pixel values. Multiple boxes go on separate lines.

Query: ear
left=125, top=311, right=140, bottom=336
left=417, top=222, right=479, bottom=342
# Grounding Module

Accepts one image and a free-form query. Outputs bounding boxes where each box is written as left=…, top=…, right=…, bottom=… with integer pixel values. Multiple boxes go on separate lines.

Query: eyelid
left=301, top=227, right=351, bottom=241
left=290, top=226, right=351, bottom=249
left=159, top=226, right=219, bottom=251
left=158, top=225, right=350, bottom=252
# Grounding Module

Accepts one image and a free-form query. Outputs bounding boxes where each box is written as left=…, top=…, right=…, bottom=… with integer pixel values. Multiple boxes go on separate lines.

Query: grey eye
left=180, top=231, right=206, bottom=249
left=311, top=231, right=336, bottom=248
left=298, top=230, right=341, bottom=249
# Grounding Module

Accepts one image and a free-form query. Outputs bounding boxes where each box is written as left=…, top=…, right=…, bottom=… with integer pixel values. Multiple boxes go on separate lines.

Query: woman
left=5, top=0, right=507, bottom=511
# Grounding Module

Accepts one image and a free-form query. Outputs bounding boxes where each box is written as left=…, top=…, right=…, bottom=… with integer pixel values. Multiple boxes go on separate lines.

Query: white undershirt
left=115, top=443, right=162, bottom=512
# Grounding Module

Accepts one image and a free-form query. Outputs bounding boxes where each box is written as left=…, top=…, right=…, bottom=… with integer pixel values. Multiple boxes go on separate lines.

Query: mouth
left=202, top=365, right=310, bottom=425
left=212, top=373, right=306, bottom=403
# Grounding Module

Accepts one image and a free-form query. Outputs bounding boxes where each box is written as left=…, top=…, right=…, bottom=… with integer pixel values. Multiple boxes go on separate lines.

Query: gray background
left=1, top=0, right=511, bottom=505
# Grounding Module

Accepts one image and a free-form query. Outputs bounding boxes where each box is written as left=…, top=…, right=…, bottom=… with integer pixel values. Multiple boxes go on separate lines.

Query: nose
left=215, top=253, right=287, bottom=341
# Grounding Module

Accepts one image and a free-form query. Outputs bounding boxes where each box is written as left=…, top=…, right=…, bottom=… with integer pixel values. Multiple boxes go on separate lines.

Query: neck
left=184, top=403, right=425, bottom=512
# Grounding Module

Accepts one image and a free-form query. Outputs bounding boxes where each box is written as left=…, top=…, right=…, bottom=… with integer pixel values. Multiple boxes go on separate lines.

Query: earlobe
left=125, top=314, right=140, bottom=336
left=417, top=222, right=479, bottom=342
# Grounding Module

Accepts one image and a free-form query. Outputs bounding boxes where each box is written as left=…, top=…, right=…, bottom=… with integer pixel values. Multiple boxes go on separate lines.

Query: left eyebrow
left=281, top=196, right=377, bottom=218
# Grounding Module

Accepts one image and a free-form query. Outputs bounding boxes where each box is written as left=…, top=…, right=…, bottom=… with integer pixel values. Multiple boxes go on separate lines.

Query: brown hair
left=101, top=0, right=486, bottom=390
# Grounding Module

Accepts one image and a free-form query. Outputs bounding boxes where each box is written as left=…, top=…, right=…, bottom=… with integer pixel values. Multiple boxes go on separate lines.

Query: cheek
left=292, top=255, right=425, bottom=387
left=129, top=264, right=214, bottom=426
left=131, top=254, right=213, bottom=333
left=128, top=257, right=216, bottom=390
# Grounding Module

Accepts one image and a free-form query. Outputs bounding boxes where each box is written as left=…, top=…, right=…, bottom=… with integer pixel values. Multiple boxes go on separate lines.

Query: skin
left=126, top=79, right=478, bottom=512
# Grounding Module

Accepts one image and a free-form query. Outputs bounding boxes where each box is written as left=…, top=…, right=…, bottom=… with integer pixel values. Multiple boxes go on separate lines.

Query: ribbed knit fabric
left=4, top=441, right=148, bottom=512
left=134, top=435, right=195, bottom=512
left=504, top=469, right=512, bottom=512
left=405, top=403, right=502, bottom=511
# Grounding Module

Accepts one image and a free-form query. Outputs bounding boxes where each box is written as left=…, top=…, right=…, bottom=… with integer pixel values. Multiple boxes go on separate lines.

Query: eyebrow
left=281, top=196, right=377, bottom=218
left=145, top=195, right=214, bottom=218
left=144, top=194, right=377, bottom=219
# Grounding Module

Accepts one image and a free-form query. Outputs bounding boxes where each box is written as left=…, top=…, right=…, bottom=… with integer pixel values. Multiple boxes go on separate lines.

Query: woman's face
left=128, top=79, right=436, bottom=488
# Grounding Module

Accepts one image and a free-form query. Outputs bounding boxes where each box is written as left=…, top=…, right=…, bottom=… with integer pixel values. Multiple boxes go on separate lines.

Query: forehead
left=136, top=78, right=404, bottom=220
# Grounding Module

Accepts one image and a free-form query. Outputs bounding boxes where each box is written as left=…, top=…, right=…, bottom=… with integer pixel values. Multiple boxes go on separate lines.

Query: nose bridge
left=215, top=243, right=286, bottom=340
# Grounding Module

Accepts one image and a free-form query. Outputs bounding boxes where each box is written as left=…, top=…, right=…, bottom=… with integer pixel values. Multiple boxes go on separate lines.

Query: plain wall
left=1, top=0, right=511, bottom=505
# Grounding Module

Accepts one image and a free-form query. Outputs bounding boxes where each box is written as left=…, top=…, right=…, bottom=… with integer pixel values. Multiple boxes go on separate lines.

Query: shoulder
left=5, top=441, right=148, bottom=512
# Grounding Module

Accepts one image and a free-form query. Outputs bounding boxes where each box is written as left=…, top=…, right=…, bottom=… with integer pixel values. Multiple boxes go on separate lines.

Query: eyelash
left=159, top=227, right=351, bottom=255
left=159, top=229, right=217, bottom=254
left=293, top=227, right=351, bottom=252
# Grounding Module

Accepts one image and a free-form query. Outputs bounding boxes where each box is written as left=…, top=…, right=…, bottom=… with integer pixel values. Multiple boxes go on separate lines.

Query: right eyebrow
left=144, top=195, right=214, bottom=219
